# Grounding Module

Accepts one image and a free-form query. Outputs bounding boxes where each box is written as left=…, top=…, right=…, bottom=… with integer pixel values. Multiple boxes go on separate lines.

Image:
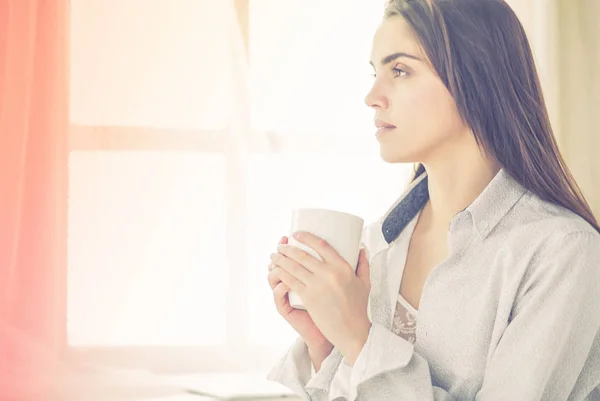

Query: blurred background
left=67, top=0, right=410, bottom=375
left=1, top=0, right=598, bottom=392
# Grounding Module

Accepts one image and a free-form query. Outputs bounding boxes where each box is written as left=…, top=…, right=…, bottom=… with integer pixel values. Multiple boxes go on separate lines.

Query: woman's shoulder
left=492, top=190, right=600, bottom=282
left=483, top=192, right=600, bottom=313
left=497, top=189, right=599, bottom=241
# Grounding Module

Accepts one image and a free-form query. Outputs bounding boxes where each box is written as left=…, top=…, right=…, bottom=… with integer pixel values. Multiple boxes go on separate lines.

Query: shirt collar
left=381, top=168, right=527, bottom=243
left=465, top=168, right=528, bottom=237
left=381, top=172, right=429, bottom=243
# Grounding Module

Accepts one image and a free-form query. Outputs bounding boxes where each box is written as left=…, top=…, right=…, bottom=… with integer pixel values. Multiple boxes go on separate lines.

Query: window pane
left=68, top=152, right=227, bottom=346
left=249, top=0, right=384, bottom=137
left=245, top=145, right=411, bottom=346
left=70, top=0, right=239, bottom=129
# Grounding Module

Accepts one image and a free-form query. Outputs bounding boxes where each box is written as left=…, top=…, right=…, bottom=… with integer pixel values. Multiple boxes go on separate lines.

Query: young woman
left=266, top=0, right=600, bottom=399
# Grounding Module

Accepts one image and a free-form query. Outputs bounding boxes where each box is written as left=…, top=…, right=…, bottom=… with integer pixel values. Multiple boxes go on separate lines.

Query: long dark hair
left=386, top=0, right=600, bottom=233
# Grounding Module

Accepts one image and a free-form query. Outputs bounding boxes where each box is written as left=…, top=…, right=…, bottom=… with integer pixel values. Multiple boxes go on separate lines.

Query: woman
left=266, top=0, right=600, bottom=400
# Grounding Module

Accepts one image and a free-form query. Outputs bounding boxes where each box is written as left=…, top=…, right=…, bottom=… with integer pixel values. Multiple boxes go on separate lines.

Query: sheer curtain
left=0, top=0, right=69, bottom=396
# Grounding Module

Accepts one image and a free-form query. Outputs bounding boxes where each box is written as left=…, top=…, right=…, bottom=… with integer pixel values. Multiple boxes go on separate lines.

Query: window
left=67, top=0, right=412, bottom=374
left=68, top=152, right=227, bottom=347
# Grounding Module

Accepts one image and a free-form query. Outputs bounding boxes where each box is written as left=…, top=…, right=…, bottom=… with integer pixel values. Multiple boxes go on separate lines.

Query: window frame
left=65, top=0, right=318, bottom=373
left=66, top=0, right=374, bottom=373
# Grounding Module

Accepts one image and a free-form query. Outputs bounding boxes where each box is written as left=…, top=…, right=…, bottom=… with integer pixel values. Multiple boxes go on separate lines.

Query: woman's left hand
left=270, top=231, right=372, bottom=365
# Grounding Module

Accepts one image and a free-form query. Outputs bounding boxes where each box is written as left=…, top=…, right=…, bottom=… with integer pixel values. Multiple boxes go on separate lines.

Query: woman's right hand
left=268, top=236, right=333, bottom=354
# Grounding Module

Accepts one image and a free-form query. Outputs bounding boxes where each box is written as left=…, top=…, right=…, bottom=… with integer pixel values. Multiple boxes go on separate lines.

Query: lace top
left=391, top=292, right=418, bottom=344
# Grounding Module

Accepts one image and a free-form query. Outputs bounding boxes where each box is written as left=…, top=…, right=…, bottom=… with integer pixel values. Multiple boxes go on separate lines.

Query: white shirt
left=268, top=169, right=600, bottom=401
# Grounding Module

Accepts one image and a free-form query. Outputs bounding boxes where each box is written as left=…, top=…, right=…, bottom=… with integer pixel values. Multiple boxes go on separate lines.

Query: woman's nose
left=364, top=86, right=388, bottom=110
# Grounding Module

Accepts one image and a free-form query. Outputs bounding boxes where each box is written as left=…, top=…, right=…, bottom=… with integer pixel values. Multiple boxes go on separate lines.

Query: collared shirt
left=267, top=169, right=600, bottom=401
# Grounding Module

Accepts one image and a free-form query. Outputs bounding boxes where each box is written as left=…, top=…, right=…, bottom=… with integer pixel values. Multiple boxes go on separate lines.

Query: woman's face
left=365, top=15, right=468, bottom=164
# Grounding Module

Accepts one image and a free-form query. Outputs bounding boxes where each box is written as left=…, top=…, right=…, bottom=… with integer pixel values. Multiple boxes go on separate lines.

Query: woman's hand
left=270, top=231, right=372, bottom=365
left=268, top=236, right=333, bottom=357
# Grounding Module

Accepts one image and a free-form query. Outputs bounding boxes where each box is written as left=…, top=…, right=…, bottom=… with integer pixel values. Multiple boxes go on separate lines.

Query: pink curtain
left=0, top=0, right=68, bottom=397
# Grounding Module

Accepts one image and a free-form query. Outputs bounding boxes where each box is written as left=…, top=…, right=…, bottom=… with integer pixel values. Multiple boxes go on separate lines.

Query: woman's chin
left=379, top=147, right=419, bottom=164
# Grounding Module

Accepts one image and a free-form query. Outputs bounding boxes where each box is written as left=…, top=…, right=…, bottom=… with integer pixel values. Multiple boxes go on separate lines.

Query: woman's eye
left=370, top=68, right=407, bottom=79
left=393, top=67, right=408, bottom=77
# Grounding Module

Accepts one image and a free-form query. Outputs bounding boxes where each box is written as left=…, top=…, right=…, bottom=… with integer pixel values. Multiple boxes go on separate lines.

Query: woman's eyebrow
left=369, top=52, right=421, bottom=68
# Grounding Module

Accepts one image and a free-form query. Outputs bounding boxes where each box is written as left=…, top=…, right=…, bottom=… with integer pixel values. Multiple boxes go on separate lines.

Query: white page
left=161, top=373, right=297, bottom=400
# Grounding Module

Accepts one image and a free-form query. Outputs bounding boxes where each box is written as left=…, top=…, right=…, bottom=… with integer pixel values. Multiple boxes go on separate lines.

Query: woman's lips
left=375, top=123, right=397, bottom=137
left=374, top=119, right=396, bottom=137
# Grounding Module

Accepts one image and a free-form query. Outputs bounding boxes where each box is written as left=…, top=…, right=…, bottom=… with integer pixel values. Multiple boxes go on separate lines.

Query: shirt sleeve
left=266, top=336, right=344, bottom=400
left=328, top=358, right=353, bottom=400
left=314, top=231, right=600, bottom=401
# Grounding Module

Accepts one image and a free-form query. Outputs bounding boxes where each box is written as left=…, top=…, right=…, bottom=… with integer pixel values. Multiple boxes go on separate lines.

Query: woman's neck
left=420, top=147, right=501, bottom=232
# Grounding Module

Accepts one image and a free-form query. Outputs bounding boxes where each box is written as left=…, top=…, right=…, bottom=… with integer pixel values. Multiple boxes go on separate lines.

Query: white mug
left=286, top=208, right=364, bottom=310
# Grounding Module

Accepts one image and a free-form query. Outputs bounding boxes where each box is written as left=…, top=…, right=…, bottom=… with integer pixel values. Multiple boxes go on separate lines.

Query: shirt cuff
left=329, top=358, right=353, bottom=400
left=305, top=347, right=344, bottom=394
left=348, top=322, right=415, bottom=399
